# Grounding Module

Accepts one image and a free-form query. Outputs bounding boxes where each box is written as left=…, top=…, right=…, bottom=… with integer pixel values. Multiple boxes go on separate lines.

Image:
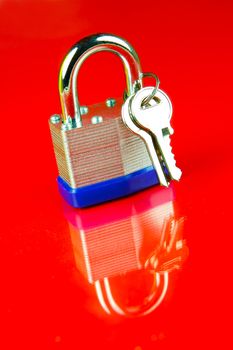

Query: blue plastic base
left=57, top=166, right=161, bottom=208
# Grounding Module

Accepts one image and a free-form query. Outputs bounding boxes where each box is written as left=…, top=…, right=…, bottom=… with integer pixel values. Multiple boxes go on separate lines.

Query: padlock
left=63, top=186, right=188, bottom=317
left=49, top=33, right=161, bottom=208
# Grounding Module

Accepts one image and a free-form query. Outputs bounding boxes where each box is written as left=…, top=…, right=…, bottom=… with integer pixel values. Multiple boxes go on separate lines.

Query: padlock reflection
left=63, top=185, right=188, bottom=317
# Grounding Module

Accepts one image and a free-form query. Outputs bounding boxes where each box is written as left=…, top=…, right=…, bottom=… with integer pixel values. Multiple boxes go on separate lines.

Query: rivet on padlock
left=49, top=33, right=170, bottom=208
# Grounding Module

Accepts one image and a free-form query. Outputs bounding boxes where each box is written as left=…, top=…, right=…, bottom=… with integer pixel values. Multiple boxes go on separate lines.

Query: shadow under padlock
left=49, top=33, right=168, bottom=208
left=63, top=185, right=189, bottom=317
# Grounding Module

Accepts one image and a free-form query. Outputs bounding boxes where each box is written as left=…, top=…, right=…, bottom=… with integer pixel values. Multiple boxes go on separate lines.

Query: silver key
left=122, top=87, right=182, bottom=186
left=131, top=87, right=182, bottom=182
left=122, top=94, right=168, bottom=186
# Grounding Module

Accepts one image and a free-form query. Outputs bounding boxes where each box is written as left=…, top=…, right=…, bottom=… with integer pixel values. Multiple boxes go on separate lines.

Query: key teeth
left=164, top=135, right=178, bottom=164
left=163, top=135, right=182, bottom=181
left=165, top=134, right=182, bottom=181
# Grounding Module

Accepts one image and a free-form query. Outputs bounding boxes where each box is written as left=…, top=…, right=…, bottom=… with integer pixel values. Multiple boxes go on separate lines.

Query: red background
left=0, top=0, right=233, bottom=349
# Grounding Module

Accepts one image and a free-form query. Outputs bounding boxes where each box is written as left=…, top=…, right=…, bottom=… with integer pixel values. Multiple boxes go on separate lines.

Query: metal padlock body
left=49, top=34, right=160, bottom=208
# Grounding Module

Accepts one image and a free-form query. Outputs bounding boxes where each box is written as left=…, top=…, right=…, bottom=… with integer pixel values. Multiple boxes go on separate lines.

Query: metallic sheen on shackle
left=59, top=33, right=142, bottom=127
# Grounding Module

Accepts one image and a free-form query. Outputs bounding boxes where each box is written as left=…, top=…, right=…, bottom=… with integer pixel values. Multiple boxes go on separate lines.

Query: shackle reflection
left=63, top=185, right=188, bottom=317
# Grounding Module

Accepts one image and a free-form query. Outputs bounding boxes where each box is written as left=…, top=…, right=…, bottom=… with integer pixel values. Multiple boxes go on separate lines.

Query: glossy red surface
left=0, top=0, right=233, bottom=349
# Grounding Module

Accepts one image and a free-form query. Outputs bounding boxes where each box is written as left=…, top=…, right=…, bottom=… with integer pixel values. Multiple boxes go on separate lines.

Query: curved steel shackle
left=59, top=33, right=142, bottom=127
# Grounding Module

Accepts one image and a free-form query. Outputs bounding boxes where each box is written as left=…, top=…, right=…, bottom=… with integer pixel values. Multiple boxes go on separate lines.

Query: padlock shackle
left=59, top=33, right=142, bottom=126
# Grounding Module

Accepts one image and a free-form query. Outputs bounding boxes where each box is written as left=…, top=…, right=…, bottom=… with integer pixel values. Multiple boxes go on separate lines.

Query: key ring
left=140, top=72, right=160, bottom=106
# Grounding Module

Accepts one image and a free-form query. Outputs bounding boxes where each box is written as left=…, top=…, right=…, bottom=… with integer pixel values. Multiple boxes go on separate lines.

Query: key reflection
left=63, top=185, right=188, bottom=318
